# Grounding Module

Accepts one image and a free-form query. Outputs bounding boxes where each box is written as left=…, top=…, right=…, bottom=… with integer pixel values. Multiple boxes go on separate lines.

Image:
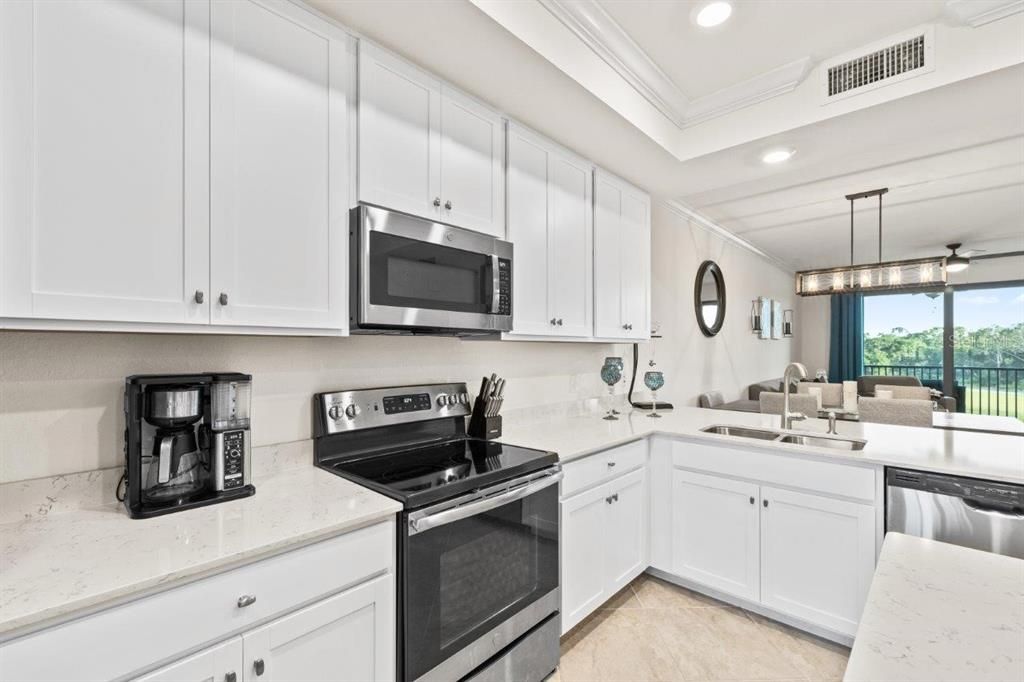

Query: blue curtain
left=828, top=293, right=864, bottom=382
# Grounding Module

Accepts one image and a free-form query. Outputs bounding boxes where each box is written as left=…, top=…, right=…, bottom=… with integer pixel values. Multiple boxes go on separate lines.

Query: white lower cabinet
left=135, top=638, right=244, bottom=682
left=561, top=453, right=647, bottom=634
left=0, top=521, right=395, bottom=682
left=671, top=469, right=760, bottom=602
left=760, top=486, right=875, bottom=636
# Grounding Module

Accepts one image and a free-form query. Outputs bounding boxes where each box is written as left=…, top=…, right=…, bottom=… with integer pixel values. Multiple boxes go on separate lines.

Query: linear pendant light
left=795, top=187, right=947, bottom=296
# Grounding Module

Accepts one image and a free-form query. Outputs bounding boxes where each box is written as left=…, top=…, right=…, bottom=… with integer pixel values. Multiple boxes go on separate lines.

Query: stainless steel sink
left=776, top=434, right=867, bottom=451
left=700, top=424, right=867, bottom=451
left=700, top=425, right=784, bottom=441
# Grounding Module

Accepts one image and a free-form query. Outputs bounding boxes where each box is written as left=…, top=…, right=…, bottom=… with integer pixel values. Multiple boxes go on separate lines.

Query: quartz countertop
left=843, top=533, right=1024, bottom=682
left=0, top=452, right=401, bottom=638
left=498, top=405, right=1024, bottom=483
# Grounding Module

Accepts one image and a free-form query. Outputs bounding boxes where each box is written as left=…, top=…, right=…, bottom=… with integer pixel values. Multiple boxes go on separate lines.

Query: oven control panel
left=315, top=383, right=472, bottom=435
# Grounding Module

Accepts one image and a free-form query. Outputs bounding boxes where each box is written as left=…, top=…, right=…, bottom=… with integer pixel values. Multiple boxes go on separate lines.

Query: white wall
left=0, top=332, right=625, bottom=483
left=640, top=202, right=797, bottom=407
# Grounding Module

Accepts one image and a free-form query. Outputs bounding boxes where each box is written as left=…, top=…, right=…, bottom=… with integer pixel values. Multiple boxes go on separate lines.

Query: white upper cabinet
left=357, top=41, right=441, bottom=221
left=358, top=42, right=505, bottom=237
left=439, top=87, right=505, bottom=237
left=209, top=0, right=351, bottom=330
left=594, top=169, right=651, bottom=340
left=506, top=124, right=592, bottom=338
left=0, top=0, right=210, bottom=324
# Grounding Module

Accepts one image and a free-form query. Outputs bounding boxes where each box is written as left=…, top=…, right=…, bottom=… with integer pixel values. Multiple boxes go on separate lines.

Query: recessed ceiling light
left=695, top=2, right=733, bottom=28
left=761, top=148, right=795, bottom=164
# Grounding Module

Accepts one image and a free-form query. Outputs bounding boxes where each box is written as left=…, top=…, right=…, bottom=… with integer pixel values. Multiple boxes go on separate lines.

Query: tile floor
left=548, top=574, right=850, bottom=682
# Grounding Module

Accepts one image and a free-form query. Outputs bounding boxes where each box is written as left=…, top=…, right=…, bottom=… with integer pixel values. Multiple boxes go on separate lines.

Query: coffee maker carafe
left=123, top=373, right=255, bottom=518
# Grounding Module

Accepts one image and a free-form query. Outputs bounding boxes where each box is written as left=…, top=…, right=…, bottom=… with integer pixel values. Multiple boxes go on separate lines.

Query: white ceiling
left=596, top=0, right=947, bottom=99
left=311, top=0, right=1024, bottom=272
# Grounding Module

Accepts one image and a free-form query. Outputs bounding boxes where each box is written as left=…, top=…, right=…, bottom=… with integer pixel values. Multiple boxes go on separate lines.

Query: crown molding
left=661, top=199, right=794, bottom=274
left=684, top=57, right=813, bottom=126
left=539, top=0, right=813, bottom=130
left=945, top=0, right=1024, bottom=27
left=538, top=0, right=689, bottom=127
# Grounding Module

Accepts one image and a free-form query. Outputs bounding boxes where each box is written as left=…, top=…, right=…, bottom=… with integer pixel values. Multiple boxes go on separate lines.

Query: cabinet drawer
left=0, top=520, right=394, bottom=682
left=561, top=439, right=647, bottom=498
left=672, top=440, right=876, bottom=502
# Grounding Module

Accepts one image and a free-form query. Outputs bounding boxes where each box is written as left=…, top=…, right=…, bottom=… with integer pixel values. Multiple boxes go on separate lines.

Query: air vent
left=821, top=26, right=935, bottom=103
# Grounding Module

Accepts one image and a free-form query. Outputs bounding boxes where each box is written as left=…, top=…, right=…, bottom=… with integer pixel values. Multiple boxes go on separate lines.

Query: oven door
left=356, top=205, right=512, bottom=332
left=402, top=468, right=561, bottom=682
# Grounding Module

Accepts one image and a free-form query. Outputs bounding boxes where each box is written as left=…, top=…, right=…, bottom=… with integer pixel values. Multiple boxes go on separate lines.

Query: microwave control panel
left=497, top=258, right=511, bottom=316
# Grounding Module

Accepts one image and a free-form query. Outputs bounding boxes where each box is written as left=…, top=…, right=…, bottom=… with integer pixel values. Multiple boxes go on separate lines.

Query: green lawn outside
left=962, top=387, right=1024, bottom=422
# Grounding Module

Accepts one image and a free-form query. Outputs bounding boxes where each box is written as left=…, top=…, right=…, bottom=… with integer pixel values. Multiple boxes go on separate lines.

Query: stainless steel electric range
left=313, top=383, right=561, bottom=682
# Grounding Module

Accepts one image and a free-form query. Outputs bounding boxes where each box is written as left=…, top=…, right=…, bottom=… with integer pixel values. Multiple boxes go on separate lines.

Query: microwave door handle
left=489, top=254, right=500, bottom=313
left=408, top=470, right=563, bottom=536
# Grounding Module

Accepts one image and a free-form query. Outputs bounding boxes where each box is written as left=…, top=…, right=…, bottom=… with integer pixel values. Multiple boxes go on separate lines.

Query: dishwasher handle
left=963, top=498, right=1024, bottom=519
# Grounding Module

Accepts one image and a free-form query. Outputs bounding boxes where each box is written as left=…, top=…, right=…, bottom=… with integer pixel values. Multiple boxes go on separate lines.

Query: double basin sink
left=700, top=425, right=867, bottom=451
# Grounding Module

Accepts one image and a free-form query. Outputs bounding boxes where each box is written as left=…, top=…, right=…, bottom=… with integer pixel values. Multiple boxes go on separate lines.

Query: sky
left=864, top=286, right=1024, bottom=335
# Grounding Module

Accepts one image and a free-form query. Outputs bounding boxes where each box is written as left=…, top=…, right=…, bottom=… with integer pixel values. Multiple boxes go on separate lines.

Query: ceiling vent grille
left=822, top=27, right=934, bottom=102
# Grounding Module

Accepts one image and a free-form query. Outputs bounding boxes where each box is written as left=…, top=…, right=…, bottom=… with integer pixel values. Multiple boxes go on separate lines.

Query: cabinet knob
left=606, top=496, right=613, bottom=504
left=253, top=659, right=265, bottom=677
left=763, top=499, right=769, bottom=508
left=444, top=200, right=452, bottom=210
left=612, top=493, right=619, bottom=502
left=237, top=594, right=256, bottom=608
left=550, top=318, right=557, bottom=326
left=749, top=496, right=755, bottom=505
left=194, top=290, right=205, bottom=304
left=219, top=292, right=229, bottom=306
left=225, top=673, right=237, bottom=682
left=557, top=318, right=563, bottom=326
left=607, top=461, right=616, bottom=467
left=433, top=197, right=441, bottom=207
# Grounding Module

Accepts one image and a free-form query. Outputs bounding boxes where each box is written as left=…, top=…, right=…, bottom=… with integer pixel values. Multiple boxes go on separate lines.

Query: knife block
left=468, top=396, right=502, bottom=440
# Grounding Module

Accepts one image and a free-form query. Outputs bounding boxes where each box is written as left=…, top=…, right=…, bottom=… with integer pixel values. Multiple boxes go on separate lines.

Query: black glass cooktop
left=319, top=437, right=558, bottom=510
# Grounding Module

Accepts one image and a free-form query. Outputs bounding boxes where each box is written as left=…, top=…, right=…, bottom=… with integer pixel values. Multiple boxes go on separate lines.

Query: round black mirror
left=694, top=260, right=726, bottom=337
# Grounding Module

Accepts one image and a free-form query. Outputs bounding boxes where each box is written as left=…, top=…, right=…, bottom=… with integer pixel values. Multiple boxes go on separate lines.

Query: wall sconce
left=783, top=309, right=794, bottom=337
left=750, top=299, right=762, bottom=334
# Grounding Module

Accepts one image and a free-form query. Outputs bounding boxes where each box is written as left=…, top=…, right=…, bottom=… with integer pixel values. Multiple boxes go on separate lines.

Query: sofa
left=857, top=375, right=956, bottom=412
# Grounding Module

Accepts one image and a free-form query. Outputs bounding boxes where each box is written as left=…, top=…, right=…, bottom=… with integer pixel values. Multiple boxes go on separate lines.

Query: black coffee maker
left=122, top=373, right=255, bottom=518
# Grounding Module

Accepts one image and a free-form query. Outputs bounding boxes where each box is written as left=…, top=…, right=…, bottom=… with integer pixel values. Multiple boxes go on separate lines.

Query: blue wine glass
left=644, top=371, right=665, bottom=418
left=600, top=362, right=622, bottom=421
left=604, top=357, right=624, bottom=414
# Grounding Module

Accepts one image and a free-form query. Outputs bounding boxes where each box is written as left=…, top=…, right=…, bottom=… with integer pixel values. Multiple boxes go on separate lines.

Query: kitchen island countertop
left=844, top=533, right=1024, bottom=682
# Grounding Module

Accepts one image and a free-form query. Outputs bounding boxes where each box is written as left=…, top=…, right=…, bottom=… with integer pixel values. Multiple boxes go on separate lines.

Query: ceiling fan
left=944, top=243, right=985, bottom=273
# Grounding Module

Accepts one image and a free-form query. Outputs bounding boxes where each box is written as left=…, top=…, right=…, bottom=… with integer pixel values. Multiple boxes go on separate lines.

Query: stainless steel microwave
left=350, top=204, right=513, bottom=335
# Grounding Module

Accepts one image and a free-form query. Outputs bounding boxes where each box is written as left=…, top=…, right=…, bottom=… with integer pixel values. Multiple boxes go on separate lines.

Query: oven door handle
left=408, top=470, right=563, bottom=536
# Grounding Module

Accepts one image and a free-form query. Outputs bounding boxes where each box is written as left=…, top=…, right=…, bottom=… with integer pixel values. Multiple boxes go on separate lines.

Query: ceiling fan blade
left=959, top=249, right=986, bottom=257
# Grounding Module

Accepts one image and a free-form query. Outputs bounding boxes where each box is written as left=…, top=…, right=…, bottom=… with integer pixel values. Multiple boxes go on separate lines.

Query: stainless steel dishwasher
left=886, top=468, right=1024, bottom=559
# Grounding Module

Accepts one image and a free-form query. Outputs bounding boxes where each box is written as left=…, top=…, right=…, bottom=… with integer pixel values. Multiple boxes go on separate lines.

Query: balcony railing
left=863, top=364, right=1024, bottom=420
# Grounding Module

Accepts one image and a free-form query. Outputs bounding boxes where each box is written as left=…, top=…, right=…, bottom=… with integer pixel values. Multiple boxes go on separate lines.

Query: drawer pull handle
left=607, top=461, right=616, bottom=467
left=237, top=594, right=257, bottom=608
left=253, top=659, right=265, bottom=676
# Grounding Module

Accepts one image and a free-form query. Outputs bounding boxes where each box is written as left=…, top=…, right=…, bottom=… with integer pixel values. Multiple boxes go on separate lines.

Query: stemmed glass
left=600, top=360, right=622, bottom=421
left=604, top=356, right=624, bottom=415
left=644, top=369, right=665, bottom=418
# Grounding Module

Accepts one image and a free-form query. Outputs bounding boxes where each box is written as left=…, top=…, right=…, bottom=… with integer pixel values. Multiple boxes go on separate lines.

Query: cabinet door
left=605, top=468, right=647, bottom=594
left=560, top=483, right=610, bottom=633
left=358, top=41, right=441, bottom=220
left=506, top=125, right=552, bottom=336
left=548, top=151, right=593, bottom=338
left=593, top=169, right=650, bottom=340
left=619, top=190, right=650, bottom=339
left=671, top=469, right=760, bottom=602
left=0, top=0, right=209, bottom=324
left=439, top=87, right=505, bottom=237
left=242, top=574, right=394, bottom=682
left=134, top=637, right=243, bottom=682
left=209, top=0, right=349, bottom=330
left=760, top=486, right=875, bottom=636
